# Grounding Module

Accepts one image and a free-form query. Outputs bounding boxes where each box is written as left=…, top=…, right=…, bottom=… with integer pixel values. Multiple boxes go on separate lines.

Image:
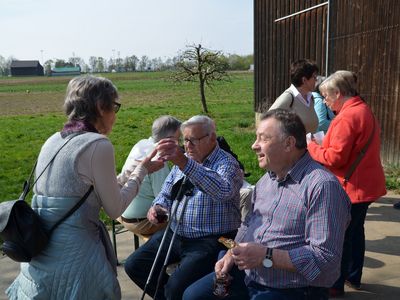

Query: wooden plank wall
left=254, top=0, right=400, bottom=165
left=329, top=0, right=400, bottom=165
left=254, top=0, right=327, bottom=112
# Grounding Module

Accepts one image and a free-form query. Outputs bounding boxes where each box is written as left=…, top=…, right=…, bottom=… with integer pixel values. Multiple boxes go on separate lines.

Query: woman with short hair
left=7, top=75, right=164, bottom=299
left=269, top=59, right=319, bottom=134
left=308, top=70, right=386, bottom=297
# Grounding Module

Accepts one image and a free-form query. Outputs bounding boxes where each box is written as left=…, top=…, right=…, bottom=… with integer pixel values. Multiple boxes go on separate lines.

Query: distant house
left=51, top=66, right=81, bottom=76
left=10, top=60, right=44, bottom=76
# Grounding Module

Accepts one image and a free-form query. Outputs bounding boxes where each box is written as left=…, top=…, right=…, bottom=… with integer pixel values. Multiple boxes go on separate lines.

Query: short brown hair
left=290, top=59, right=319, bottom=87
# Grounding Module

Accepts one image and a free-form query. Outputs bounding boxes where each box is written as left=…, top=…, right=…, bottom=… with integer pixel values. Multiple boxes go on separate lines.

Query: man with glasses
left=124, top=115, right=243, bottom=300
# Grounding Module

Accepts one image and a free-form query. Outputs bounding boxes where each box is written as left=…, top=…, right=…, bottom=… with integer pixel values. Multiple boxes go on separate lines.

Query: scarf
left=61, top=120, right=99, bottom=138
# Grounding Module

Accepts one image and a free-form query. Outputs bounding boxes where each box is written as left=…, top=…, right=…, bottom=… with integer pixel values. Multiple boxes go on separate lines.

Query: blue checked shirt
left=236, top=152, right=351, bottom=288
left=153, top=145, right=243, bottom=238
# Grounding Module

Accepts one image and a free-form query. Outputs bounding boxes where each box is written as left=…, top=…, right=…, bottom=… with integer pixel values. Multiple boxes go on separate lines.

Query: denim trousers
left=124, top=228, right=235, bottom=300
left=333, top=202, right=371, bottom=289
left=183, top=263, right=328, bottom=300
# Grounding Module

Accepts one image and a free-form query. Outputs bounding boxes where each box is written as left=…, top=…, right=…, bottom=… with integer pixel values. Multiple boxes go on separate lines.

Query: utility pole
left=117, top=51, right=120, bottom=72
left=40, top=50, right=44, bottom=64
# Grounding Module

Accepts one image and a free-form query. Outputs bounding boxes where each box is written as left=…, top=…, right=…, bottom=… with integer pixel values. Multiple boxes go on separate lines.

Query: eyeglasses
left=182, top=134, right=209, bottom=146
left=113, top=101, right=121, bottom=113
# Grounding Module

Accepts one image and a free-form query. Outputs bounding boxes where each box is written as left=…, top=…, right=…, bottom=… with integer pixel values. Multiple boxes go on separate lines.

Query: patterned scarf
left=61, top=120, right=99, bottom=138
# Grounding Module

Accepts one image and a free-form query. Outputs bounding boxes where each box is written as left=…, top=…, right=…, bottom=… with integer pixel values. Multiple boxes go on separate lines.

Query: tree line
left=0, top=52, right=253, bottom=76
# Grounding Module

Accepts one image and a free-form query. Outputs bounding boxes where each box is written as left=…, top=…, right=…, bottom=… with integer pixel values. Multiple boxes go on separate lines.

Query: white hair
left=181, top=115, right=216, bottom=135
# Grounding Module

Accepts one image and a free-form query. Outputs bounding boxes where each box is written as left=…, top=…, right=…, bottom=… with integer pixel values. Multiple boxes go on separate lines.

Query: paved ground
left=1, top=193, right=399, bottom=300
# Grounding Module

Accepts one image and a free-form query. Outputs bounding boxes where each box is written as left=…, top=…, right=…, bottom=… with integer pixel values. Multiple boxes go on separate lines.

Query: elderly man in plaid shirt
left=124, top=115, right=243, bottom=300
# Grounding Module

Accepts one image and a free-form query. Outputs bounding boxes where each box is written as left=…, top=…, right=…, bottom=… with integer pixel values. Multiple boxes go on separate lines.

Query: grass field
left=1, top=71, right=398, bottom=207
left=0, top=71, right=263, bottom=205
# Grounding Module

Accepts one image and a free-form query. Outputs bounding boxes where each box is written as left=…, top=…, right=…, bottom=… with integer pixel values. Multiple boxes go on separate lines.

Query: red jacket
left=308, top=96, right=386, bottom=203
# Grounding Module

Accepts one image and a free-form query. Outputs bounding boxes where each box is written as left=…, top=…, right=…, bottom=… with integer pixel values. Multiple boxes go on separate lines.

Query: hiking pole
left=140, top=177, right=191, bottom=300
left=153, top=179, right=194, bottom=299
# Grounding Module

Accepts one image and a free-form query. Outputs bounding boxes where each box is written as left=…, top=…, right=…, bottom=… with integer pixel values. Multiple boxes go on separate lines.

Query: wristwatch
left=262, top=247, right=273, bottom=268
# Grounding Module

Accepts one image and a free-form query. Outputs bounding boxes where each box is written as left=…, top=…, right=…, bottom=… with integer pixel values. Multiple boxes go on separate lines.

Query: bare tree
left=139, top=55, right=149, bottom=71
left=43, top=59, right=54, bottom=76
left=172, top=44, right=230, bottom=113
left=89, top=56, right=97, bottom=72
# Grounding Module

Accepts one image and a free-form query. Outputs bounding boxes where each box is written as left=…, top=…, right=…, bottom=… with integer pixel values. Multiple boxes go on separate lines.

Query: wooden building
left=50, top=66, right=81, bottom=76
left=10, top=60, right=44, bottom=76
left=254, top=0, right=400, bottom=165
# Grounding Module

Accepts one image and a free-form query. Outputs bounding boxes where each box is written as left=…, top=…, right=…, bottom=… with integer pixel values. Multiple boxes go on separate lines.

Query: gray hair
left=319, top=70, right=358, bottom=97
left=151, top=115, right=182, bottom=142
left=181, top=115, right=216, bottom=135
left=63, top=75, right=119, bottom=123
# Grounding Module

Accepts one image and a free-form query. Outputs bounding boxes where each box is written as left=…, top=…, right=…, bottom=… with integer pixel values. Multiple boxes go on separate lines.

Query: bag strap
left=325, top=103, right=331, bottom=120
left=284, top=91, right=295, bottom=108
left=19, top=132, right=82, bottom=201
left=18, top=132, right=94, bottom=235
left=48, top=185, right=94, bottom=234
left=343, top=119, right=376, bottom=183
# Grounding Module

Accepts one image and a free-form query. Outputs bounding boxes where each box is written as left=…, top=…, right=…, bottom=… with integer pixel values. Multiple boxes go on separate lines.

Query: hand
left=215, top=252, right=235, bottom=276
left=230, top=242, right=266, bottom=270
left=141, top=148, right=165, bottom=174
left=156, top=138, right=188, bottom=170
left=147, top=205, right=168, bottom=224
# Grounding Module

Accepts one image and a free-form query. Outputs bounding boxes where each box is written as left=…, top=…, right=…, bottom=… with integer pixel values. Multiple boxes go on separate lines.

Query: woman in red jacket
left=308, top=70, right=386, bottom=297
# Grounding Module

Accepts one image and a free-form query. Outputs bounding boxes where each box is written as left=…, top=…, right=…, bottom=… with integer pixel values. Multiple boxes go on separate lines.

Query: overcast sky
left=1, top=0, right=253, bottom=64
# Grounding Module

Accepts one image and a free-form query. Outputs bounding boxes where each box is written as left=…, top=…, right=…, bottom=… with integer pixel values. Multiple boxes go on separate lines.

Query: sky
left=1, top=0, right=253, bottom=64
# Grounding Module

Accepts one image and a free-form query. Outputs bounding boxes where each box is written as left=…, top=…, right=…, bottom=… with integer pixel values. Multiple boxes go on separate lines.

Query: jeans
left=332, top=202, right=371, bottom=290
left=124, top=228, right=235, bottom=300
left=183, top=263, right=328, bottom=300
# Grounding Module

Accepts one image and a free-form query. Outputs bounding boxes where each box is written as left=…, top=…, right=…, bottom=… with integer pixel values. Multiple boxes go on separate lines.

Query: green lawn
left=0, top=71, right=263, bottom=204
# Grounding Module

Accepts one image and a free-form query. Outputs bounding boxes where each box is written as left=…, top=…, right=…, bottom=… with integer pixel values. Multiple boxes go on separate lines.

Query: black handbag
left=0, top=133, right=93, bottom=262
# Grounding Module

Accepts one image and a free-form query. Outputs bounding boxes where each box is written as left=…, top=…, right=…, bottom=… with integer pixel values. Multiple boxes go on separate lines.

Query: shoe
left=394, top=202, right=400, bottom=209
left=345, top=280, right=361, bottom=290
left=329, top=288, right=345, bottom=298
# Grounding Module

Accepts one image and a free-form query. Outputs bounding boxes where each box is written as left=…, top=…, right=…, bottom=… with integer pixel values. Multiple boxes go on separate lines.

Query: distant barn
left=10, top=60, right=44, bottom=76
left=51, top=66, right=81, bottom=76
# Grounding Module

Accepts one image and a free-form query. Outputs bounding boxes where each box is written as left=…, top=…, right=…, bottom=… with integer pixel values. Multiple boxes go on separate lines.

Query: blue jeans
left=333, top=202, right=371, bottom=290
left=124, top=229, right=235, bottom=300
left=183, top=263, right=328, bottom=300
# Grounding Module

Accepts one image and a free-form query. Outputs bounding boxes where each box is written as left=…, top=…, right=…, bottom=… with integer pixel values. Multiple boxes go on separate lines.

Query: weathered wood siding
left=254, top=0, right=400, bottom=165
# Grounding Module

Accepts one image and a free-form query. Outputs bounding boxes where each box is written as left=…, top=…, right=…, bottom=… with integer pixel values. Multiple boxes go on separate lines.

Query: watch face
left=263, top=258, right=273, bottom=268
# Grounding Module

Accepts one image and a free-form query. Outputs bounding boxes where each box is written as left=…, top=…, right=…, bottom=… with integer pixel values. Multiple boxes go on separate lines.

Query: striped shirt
left=236, top=152, right=351, bottom=288
left=154, top=145, right=243, bottom=238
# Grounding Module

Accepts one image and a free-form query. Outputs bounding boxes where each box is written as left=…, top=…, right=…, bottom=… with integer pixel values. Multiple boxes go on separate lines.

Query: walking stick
left=140, top=177, right=194, bottom=300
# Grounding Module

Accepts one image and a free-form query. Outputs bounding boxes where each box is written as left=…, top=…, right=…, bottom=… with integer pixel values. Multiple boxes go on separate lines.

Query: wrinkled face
left=321, top=88, right=343, bottom=113
left=252, top=118, right=288, bottom=171
left=95, top=100, right=118, bottom=135
left=182, top=125, right=216, bottom=163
